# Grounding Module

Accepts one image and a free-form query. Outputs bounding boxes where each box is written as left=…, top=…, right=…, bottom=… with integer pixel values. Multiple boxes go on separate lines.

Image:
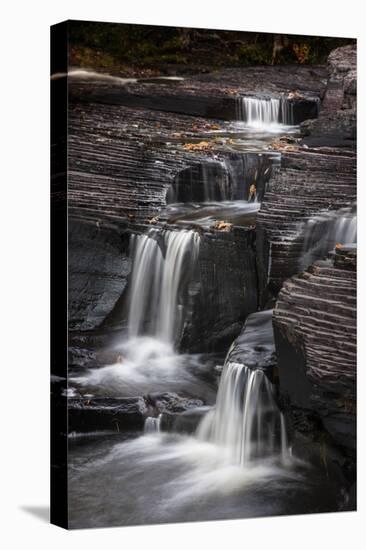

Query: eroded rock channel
left=58, top=46, right=356, bottom=528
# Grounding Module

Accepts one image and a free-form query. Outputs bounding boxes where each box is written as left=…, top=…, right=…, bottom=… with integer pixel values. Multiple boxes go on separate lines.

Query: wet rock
left=68, top=396, right=148, bottom=432
left=181, top=226, right=258, bottom=353
left=227, top=310, right=276, bottom=377
left=68, top=220, right=131, bottom=331
left=68, top=347, right=98, bottom=369
left=70, top=65, right=325, bottom=122
left=145, top=392, right=204, bottom=414
left=256, top=149, right=356, bottom=302
left=162, top=406, right=212, bottom=434
left=273, top=246, right=356, bottom=452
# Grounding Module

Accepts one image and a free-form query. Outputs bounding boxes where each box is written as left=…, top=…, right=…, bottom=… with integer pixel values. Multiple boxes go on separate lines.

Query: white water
left=237, top=96, right=294, bottom=128
left=300, top=207, right=357, bottom=270
left=144, top=414, right=163, bottom=433
left=197, top=362, right=289, bottom=465
left=70, top=229, right=206, bottom=398
left=128, top=228, right=200, bottom=344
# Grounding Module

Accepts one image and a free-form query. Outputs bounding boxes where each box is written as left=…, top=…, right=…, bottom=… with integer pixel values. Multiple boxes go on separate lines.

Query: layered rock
left=70, top=65, right=324, bottom=122
left=68, top=96, right=279, bottom=338
left=256, top=148, right=356, bottom=303
left=273, top=245, right=356, bottom=452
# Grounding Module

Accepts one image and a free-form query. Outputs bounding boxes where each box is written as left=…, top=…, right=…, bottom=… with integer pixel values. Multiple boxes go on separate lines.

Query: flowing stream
left=68, top=90, right=344, bottom=527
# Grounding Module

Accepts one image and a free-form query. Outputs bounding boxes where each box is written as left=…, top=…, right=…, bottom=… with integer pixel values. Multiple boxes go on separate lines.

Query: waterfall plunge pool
left=68, top=430, right=341, bottom=529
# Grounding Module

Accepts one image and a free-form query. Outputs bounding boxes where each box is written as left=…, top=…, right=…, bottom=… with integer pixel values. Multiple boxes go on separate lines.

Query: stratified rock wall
left=273, top=246, right=356, bottom=452
left=256, top=148, right=356, bottom=303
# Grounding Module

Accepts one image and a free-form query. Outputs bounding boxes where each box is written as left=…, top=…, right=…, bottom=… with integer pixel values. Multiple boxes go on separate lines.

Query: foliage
left=68, top=21, right=355, bottom=72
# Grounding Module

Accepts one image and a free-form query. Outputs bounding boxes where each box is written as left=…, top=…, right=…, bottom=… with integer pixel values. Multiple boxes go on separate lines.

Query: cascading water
left=237, top=96, right=294, bottom=127
left=70, top=228, right=201, bottom=397
left=197, top=361, right=289, bottom=465
left=128, top=228, right=200, bottom=344
left=144, top=414, right=162, bottom=433
left=300, top=206, right=357, bottom=270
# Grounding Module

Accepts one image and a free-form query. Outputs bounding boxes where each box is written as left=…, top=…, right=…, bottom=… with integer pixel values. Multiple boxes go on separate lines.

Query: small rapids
left=197, top=362, right=289, bottom=465
left=144, top=414, right=162, bottom=433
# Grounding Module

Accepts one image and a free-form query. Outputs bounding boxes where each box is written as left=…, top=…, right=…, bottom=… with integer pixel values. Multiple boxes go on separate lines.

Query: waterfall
left=202, top=161, right=231, bottom=201
left=144, top=414, right=162, bottom=433
left=197, top=362, right=289, bottom=465
left=128, top=228, right=200, bottom=344
left=237, top=96, right=294, bottom=127
left=300, top=207, right=357, bottom=270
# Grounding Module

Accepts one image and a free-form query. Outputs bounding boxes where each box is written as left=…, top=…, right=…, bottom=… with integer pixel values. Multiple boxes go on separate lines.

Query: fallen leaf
left=212, top=220, right=233, bottom=231
left=182, top=141, right=213, bottom=151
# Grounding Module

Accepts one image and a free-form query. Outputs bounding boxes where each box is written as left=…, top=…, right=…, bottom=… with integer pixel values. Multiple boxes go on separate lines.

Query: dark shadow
left=20, top=506, right=49, bottom=523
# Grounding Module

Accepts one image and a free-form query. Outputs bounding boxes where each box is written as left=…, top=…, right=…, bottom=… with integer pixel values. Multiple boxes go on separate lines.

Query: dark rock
left=166, top=153, right=275, bottom=204
left=162, top=406, right=212, bottom=434
left=68, top=219, right=131, bottom=331
left=70, top=65, right=325, bottom=122
left=68, top=347, right=98, bottom=369
left=145, top=392, right=204, bottom=414
left=256, top=148, right=356, bottom=302
left=273, top=247, right=356, bottom=452
left=180, top=226, right=258, bottom=353
left=227, top=309, right=277, bottom=378
left=300, top=45, right=356, bottom=149
left=322, top=45, right=357, bottom=112
left=68, top=396, right=148, bottom=432
left=301, top=109, right=356, bottom=148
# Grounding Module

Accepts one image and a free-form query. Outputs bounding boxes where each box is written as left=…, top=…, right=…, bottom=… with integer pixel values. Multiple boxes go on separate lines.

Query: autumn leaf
left=212, top=220, right=233, bottom=231
left=182, top=141, right=213, bottom=151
